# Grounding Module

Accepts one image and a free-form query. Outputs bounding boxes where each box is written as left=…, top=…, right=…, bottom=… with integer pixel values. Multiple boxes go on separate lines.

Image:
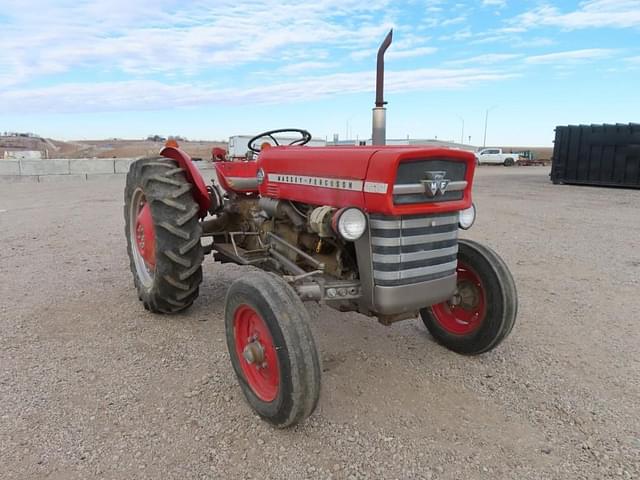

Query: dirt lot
left=1, top=166, right=638, bottom=479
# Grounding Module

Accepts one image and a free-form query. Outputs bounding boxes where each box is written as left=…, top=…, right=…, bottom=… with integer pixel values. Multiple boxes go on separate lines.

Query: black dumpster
left=551, top=123, right=640, bottom=188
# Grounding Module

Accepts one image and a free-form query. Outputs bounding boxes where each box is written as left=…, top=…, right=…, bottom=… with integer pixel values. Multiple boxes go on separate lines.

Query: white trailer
left=228, top=135, right=326, bottom=159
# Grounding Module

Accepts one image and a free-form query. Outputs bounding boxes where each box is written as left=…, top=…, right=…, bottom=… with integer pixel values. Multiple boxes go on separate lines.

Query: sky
left=0, top=0, right=639, bottom=146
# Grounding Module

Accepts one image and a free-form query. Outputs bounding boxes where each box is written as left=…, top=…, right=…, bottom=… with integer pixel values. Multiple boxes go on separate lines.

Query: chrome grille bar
left=372, top=245, right=459, bottom=264
left=373, top=260, right=458, bottom=281
left=371, top=230, right=457, bottom=247
left=392, top=181, right=467, bottom=195
left=370, top=214, right=459, bottom=230
left=370, top=213, right=459, bottom=287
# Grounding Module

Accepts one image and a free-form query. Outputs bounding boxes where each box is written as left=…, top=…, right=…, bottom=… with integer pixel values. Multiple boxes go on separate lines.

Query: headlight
left=459, top=203, right=476, bottom=230
left=333, top=208, right=367, bottom=241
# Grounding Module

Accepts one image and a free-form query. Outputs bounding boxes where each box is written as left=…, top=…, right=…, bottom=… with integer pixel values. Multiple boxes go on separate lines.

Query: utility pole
left=457, top=115, right=465, bottom=144
left=483, top=109, right=489, bottom=148
left=483, top=105, right=497, bottom=148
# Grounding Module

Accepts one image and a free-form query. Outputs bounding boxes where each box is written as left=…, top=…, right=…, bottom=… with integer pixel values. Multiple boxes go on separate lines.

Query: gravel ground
left=1, top=166, right=639, bottom=479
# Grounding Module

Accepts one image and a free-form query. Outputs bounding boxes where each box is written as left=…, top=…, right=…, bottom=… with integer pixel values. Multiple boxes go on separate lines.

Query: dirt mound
left=0, top=136, right=227, bottom=160
left=79, top=140, right=227, bottom=160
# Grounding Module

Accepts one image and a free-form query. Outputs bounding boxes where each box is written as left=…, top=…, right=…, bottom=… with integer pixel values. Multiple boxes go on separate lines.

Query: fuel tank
left=257, top=145, right=476, bottom=216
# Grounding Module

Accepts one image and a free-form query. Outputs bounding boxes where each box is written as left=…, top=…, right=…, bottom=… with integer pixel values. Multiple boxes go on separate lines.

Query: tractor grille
left=370, top=213, right=459, bottom=287
left=393, top=159, right=467, bottom=205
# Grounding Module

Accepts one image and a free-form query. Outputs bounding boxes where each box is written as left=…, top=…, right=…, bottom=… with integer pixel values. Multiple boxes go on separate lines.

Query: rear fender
left=160, top=146, right=211, bottom=217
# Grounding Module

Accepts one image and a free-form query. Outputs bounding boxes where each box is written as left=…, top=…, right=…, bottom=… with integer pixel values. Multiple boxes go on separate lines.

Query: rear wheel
left=420, top=239, right=517, bottom=354
left=124, top=157, right=203, bottom=313
left=504, top=157, right=515, bottom=166
left=225, top=272, right=321, bottom=428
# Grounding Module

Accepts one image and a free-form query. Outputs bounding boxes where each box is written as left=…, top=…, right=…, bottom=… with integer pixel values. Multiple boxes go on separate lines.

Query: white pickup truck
left=475, top=148, right=520, bottom=166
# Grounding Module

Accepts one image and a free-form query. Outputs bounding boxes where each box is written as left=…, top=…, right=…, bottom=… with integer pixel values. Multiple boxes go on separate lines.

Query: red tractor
left=124, top=31, right=517, bottom=427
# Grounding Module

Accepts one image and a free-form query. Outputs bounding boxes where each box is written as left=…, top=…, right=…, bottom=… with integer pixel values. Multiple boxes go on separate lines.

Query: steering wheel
left=248, top=128, right=312, bottom=153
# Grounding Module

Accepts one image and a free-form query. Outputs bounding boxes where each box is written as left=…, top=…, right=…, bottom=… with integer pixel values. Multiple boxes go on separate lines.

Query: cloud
left=446, top=53, right=522, bottom=65
left=0, top=67, right=519, bottom=114
left=514, top=0, right=640, bottom=30
left=0, top=0, right=395, bottom=85
left=278, top=61, right=339, bottom=75
left=441, top=16, right=467, bottom=27
left=425, top=0, right=445, bottom=13
left=440, top=27, right=474, bottom=41
left=350, top=34, right=437, bottom=61
left=387, top=47, right=438, bottom=60
left=482, top=0, right=507, bottom=7
left=469, top=1, right=638, bottom=48
left=525, top=48, right=616, bottom=64
left=0, top=0, right=633, bottom=124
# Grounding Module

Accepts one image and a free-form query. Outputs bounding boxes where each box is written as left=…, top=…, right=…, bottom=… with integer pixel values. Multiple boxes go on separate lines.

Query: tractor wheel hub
left=242, top=341, right=265, bottom=365
left=455, top=280, right=481, bottom=310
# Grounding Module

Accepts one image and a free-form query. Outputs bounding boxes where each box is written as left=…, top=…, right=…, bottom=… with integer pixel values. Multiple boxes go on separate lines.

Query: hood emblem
left=421, top=171, right=450, bottom=197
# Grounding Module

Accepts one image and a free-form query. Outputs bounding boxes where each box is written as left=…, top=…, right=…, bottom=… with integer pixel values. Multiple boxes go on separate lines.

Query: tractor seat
left=214, top=161, right=259, bottom=193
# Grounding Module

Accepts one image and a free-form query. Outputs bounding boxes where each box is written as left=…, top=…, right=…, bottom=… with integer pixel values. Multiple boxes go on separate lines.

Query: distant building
left=2, top=132, right=37, bottom=138
left=326, top=137, right=477, bottom=152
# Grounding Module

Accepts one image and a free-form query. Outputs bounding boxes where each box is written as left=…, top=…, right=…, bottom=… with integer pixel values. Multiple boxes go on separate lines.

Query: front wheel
left=224, top=272, right=321, bottom=428
left=420, top=239, right=517, bottom=354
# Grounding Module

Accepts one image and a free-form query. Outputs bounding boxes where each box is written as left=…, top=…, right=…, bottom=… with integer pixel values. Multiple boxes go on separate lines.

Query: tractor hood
left=257, top=145, right=476, bottom=216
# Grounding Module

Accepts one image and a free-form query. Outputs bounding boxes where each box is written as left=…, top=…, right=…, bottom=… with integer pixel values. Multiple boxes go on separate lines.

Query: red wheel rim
left=135, top=201, right=156, bottom=268
left=431, top=261, right=486, bottom=335
left=233, top=305, right=280, bottom=402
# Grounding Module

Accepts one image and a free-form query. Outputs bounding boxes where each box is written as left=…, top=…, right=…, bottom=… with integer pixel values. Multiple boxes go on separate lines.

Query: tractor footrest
left=213, top=243, right=269, bottom=265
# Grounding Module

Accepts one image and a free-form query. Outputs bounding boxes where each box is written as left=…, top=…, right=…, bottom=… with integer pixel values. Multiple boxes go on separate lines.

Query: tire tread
left=124, top=156, right=203, bottom=313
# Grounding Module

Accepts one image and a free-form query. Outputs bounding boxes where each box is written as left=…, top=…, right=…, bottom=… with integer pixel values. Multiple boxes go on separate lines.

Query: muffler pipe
left=372, top=29, right=392, bottom=146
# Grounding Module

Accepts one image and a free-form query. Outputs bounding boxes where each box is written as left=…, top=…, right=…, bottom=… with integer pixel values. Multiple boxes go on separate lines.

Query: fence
left=0, top=158, right=215, bottom=183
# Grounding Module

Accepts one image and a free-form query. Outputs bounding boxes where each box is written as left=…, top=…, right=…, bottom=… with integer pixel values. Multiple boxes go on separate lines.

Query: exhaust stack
left=372, top=29, right=392, bottom=146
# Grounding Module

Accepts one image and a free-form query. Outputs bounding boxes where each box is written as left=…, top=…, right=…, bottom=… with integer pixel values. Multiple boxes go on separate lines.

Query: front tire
left=224, top=272, right=321, bottom=428
left=124, top=157, right=203, bottom=313
left=420, top=239, right=517, bottom=354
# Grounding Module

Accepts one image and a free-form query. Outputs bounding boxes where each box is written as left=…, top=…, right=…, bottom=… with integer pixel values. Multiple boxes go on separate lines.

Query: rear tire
left=504, top=158, right=515, bottom=166
left=224, top=272, right=321, bottom=428
left=124, top=157, right=203, bottom=313
left=420, top=239, right=517, bottom=354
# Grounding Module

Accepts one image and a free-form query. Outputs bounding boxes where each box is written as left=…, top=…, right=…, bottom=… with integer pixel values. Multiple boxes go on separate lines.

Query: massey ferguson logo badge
left=421, top=171, right=450, bottom=197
